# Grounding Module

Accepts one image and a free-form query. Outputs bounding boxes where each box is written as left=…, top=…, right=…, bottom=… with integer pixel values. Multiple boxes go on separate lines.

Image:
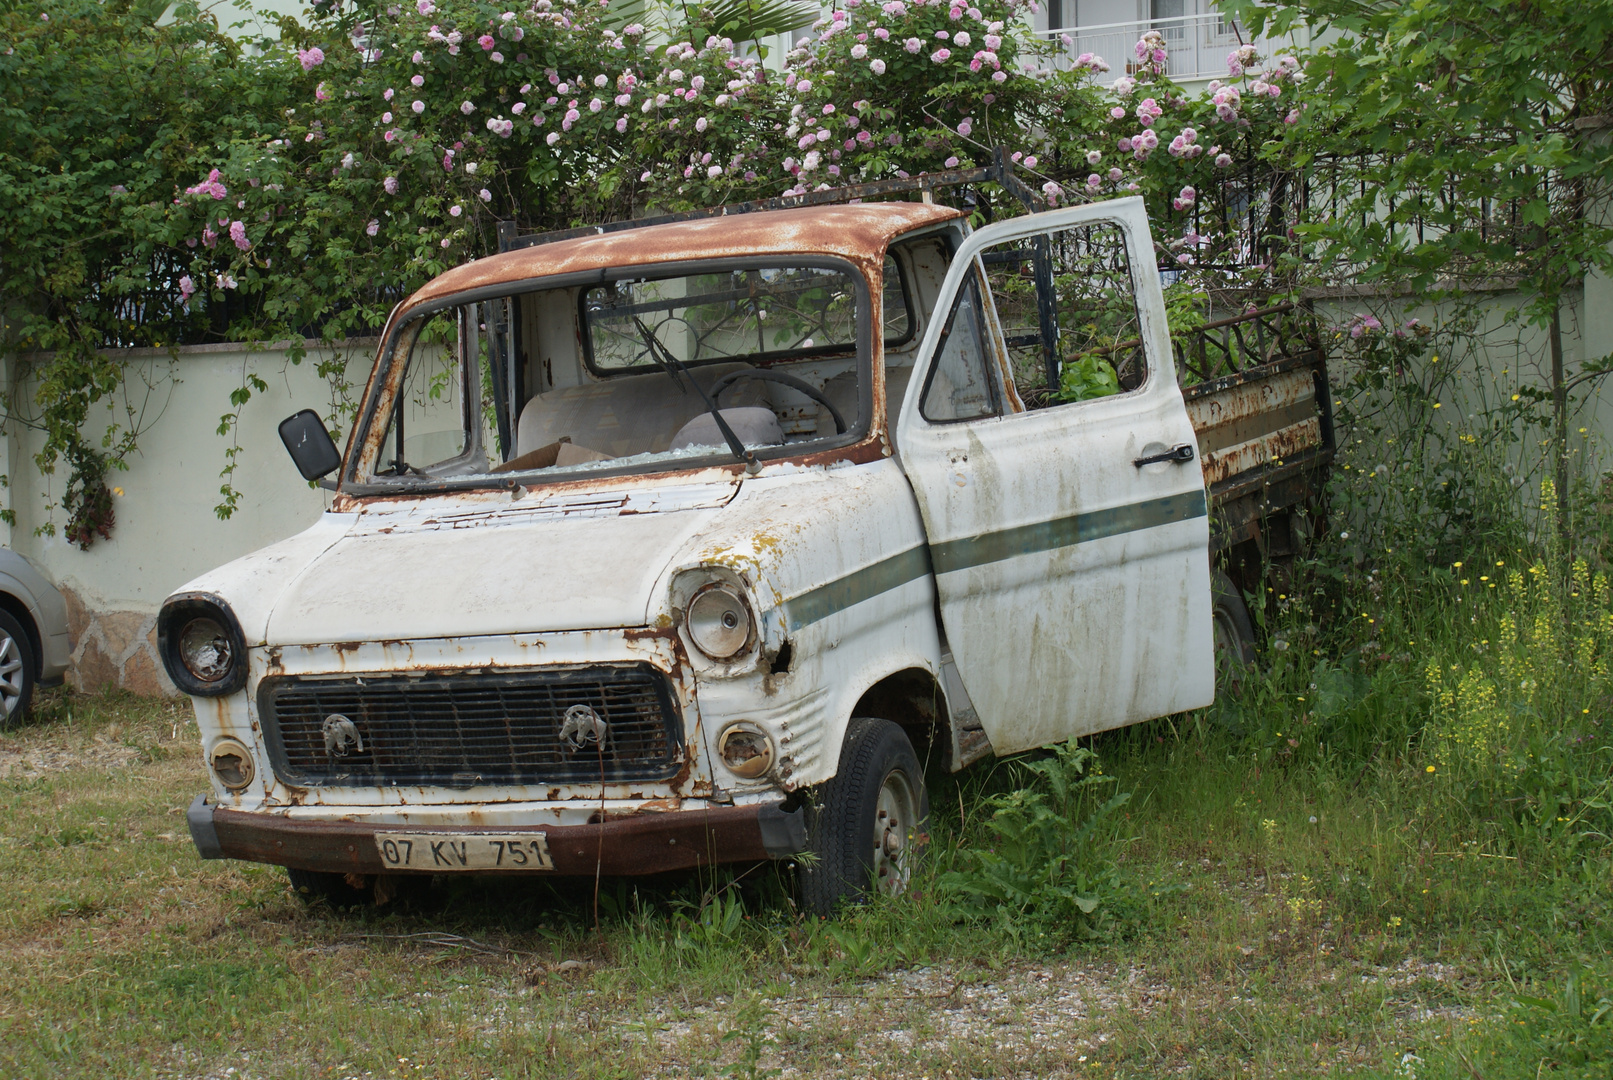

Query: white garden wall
left=0, top=339, right=373, bottom=694
left=1310, top=284, right=1613, bottom=485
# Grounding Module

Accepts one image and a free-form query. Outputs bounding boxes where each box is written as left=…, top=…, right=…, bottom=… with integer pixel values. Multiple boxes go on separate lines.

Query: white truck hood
left=179, top=483, right=739, bottom=647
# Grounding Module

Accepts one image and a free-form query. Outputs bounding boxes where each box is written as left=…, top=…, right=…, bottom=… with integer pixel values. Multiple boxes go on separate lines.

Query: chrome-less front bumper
left=187, top=794, right=806, bottom=875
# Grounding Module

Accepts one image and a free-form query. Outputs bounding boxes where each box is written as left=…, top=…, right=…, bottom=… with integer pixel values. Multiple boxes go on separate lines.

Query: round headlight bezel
left=158, top=594, right=248, bottom=697
left=685, top=583, right=754, bottom=660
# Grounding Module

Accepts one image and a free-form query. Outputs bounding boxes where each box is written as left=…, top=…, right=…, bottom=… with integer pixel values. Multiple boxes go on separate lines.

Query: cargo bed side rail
left=1177, top=303, right=1334, bottom=552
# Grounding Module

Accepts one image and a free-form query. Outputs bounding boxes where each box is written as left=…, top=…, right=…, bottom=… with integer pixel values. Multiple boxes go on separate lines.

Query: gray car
left=0, top=550, right=70, bottom=724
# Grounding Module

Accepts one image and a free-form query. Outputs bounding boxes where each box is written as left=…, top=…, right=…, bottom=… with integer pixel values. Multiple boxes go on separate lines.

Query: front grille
left=257, top=664, right=683, bottom=788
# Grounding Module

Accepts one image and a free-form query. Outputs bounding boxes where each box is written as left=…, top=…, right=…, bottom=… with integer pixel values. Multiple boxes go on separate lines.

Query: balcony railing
left=1035, top=12, right=1305, bottom=85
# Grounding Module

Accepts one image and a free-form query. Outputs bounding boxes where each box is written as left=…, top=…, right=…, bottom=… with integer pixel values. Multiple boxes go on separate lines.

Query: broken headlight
left=158, top=594, right=249, bottom=696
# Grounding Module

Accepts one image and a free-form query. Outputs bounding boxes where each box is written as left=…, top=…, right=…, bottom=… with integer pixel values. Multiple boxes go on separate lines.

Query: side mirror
left=278, top=409, right=342, bottom=482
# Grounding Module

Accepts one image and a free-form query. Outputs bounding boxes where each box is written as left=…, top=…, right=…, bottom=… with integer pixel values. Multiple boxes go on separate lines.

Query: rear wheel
left=797, top=716, right=929, bottom=917
left=1211, top=569, right=1257, bottom=694
left=0, top=610, right=36, bottom=728
left=286, top=867, right=373, bottom=908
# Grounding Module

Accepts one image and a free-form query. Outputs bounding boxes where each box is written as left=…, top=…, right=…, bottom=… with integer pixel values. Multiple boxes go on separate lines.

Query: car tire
left=0, top=610, right=37, bottom=728
left=1211, top=569, right=1257, bottom=693
left=286, top=867, right=373, bottom=908
left=797, top=716, right=929, bottom=918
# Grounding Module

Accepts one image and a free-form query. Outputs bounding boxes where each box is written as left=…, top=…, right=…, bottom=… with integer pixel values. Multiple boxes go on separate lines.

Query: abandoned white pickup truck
left=167, top=169, right=1332, bottom=912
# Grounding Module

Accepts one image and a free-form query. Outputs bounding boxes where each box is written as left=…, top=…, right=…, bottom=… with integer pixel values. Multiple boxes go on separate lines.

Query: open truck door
left=895, top=196, right=1214, bottom=755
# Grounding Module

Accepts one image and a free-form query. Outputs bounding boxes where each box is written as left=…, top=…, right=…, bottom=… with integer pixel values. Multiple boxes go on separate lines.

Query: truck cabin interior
left=367, top=231, right=957, bottom=484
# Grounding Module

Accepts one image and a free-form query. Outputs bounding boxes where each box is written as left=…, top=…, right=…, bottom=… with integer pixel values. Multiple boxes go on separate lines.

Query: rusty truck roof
left=401, top=201, right=964, bottom=315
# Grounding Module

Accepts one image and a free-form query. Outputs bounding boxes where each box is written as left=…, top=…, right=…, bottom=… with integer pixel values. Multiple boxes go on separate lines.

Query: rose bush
left=2, top=0, right=1307, bottom=538
left=774, top=0, right=1086, bottom=190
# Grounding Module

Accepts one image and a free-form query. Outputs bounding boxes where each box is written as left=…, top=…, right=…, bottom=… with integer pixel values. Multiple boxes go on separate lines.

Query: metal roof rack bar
left=496, top=147, right=1045, bottom=253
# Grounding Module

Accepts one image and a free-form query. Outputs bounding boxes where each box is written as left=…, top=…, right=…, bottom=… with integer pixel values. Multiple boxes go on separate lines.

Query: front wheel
left=796, top=716, right=929, bottom=917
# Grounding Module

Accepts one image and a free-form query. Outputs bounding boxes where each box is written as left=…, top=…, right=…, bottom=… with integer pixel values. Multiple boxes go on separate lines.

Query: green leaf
left=1053, top=354, right=1120, bottom=403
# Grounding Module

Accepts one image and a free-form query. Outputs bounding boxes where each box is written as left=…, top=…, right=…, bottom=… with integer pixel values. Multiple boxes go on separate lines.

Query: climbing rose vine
left=3, top=0, right=1309, bottom=538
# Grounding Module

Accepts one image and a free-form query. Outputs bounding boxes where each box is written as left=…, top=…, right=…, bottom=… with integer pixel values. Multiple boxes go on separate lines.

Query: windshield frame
left=343, top=254, right=876, bottom=496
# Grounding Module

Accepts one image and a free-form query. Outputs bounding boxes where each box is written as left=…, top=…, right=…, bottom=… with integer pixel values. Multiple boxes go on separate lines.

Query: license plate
left=374, top=832, right=554, bottom=871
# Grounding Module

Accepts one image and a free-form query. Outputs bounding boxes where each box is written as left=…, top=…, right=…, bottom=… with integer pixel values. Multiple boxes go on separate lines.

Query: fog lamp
left=210, top=737, right=256, bottom=791
left=718, top=723, right=774, bottom=780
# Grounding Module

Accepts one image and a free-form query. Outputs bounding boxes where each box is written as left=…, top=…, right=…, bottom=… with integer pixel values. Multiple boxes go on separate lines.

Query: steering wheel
left=708, top=369, right=848, bottom=435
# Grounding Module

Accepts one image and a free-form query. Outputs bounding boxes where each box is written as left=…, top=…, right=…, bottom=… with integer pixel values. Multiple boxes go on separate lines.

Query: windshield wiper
left=633, top=317, right=759, bottom=474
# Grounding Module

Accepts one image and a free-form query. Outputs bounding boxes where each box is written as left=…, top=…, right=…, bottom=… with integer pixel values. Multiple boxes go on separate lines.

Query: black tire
left=797, top=716, right=929, bottom=917
left=286, top=867, right=373, bottom=908
left=1211, top=569, right=1257, bottom=694
left=0, top=610, right=37, bottom=729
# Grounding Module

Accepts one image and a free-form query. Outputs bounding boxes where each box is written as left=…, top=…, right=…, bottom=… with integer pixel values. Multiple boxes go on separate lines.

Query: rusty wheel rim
left=871, top=768, right=919, bottom=896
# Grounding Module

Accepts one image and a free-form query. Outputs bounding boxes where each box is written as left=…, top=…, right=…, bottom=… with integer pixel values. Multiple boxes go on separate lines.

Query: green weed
left=938, top=741, right=1137, bottom=946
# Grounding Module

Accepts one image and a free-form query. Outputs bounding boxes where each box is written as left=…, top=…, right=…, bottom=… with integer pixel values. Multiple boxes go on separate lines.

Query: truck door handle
left=1133, top=443, right=1196, bottom=467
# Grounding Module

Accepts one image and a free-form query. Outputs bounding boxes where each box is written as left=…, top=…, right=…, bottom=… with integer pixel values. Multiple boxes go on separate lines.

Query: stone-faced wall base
left=60, top=588, right=176, bottom=697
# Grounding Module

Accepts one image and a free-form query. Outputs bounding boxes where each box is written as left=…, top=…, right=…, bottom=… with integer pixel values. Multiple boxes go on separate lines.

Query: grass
left=1, top=535, right=1609, bottom=1078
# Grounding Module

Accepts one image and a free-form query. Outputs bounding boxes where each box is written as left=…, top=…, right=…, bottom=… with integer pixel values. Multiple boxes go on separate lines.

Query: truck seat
left=515, top=363, right=766, bottom=459
left=814, top=364, right=913, bottom=435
